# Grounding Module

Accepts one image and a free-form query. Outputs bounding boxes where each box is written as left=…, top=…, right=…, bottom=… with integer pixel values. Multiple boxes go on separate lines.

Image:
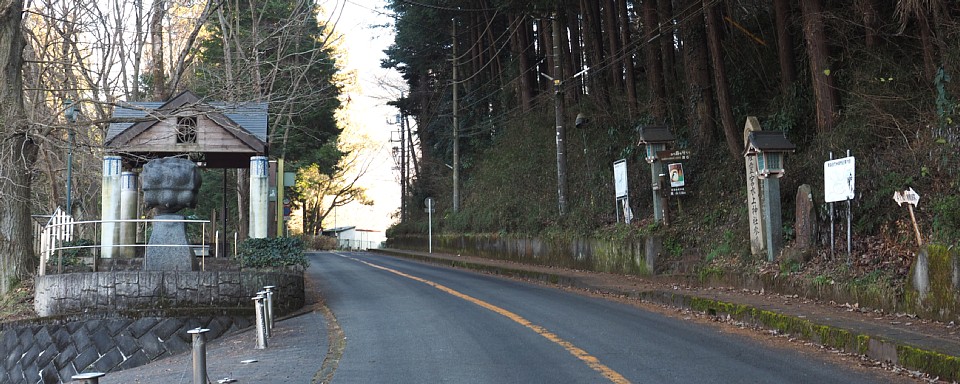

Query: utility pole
left=400, top=112, right=407, bottom=222
left=451, top=19, right=461, bottom=213
left=553, top=11, right=568, bottom=216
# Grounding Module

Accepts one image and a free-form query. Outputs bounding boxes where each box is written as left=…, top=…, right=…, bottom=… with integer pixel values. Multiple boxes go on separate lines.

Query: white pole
left=428, top=199, right=433, bottom=254
left=249, top=156, right=269, bottom=238
left=846, top=149, right=852, bottom=265
left=101, top=156, right=122, bottom=259
left=119, top=172, right=138, bottom=258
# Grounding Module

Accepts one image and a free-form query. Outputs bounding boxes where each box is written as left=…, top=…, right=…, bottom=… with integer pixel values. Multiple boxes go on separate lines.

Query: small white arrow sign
left=904, top=187, right=920, bottom=207
left=894, top=188, right=920, bottom=207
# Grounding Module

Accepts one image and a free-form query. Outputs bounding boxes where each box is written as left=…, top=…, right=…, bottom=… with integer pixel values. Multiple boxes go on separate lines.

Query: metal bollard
left=256, top=291, right=271, bottom=338
left=71, top=372, right=105, bottom=384
left=253, top=294, right=267, bottom=349
left=263, top=285, right=275, bottom=330
left=188, top=327, right=210, bottom=384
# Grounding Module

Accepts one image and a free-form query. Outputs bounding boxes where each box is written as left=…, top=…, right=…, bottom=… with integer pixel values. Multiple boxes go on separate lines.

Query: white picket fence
left=37, top=208, right=74, bottom=276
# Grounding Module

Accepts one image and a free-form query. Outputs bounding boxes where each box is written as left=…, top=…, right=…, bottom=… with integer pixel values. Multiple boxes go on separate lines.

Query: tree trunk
left=642, top=0, right=667, bottom=120
left=800, top=0, right=838, bottom=133
left=567, top=11, right=584, bottom=99
left=559, top=8, right=576, bottom=105
left=617, top=0, right=638, bottom=116
left=149, top=0, right=166, bottom=100
left=0, top=0, right=36, bottom=294
left=918, top=13, right=937, bottom=81
left=237, top=168, right=249, bottom=241
left=680, top=0, right=716, bottom=149
left=773, top=0, right=797, bottom=93
left=658, top=0, right=680, bottom=120
left=509, top=14, right=533, bottom=110
left=581, top=0, right=606, bottom=101
left=859, top=0, right=879, bottom=49
left=603, top=0, right=623, bottom=92
left=539, top=18, right=553, bottom=94
left=704, top=0, right=742, bottom=159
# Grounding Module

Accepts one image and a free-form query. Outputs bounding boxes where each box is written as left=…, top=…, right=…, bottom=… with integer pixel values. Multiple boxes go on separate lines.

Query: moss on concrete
left=897, top=344, right=960, bottom=380
left=906, top=244, right=958, bottom=321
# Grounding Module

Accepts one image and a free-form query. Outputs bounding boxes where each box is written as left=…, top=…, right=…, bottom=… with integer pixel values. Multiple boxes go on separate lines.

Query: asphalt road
left=310, top=251, right=901, bottom=383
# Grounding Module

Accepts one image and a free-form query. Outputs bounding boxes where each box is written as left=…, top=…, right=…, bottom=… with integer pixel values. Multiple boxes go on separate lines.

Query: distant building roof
left=322, top=226, right=356, bottom=235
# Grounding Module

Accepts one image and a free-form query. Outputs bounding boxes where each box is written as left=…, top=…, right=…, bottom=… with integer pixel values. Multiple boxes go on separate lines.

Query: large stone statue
left=142, top=157, right=201, bottom=270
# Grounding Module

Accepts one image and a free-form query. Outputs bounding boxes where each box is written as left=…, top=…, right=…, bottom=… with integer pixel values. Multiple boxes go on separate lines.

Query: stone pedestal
left=145, top=214, right=197, bottom=271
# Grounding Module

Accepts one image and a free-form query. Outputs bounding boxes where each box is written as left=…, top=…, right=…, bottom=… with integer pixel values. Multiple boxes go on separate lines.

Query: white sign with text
left=824, top=156, right=855, bottom=203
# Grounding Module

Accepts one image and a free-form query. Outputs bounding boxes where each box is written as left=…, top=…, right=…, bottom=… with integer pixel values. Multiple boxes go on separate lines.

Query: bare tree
left=296, top=141, right=375, bottom=235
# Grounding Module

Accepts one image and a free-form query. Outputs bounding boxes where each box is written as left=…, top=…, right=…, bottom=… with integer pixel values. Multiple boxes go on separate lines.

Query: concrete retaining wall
left=0, top=313, right=252, bottom=384
left=34, top=270, right=304, bottom=318
left=388, top=234, right=659, bottom=275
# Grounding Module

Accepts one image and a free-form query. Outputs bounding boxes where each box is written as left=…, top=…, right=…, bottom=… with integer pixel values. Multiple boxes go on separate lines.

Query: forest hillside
left=382, top=0, right=960, bottom=290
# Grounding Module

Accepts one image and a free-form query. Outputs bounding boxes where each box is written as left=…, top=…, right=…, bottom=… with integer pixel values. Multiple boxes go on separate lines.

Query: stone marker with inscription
left=743, top=117, right=766, bottom=256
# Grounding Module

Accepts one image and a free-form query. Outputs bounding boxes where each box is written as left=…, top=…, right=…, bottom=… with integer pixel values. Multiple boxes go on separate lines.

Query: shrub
left=49, top=239, right=94, bottom=267
left=237, top=237, right=309, bottom=269
left=301, top=235, right=338, bottom=250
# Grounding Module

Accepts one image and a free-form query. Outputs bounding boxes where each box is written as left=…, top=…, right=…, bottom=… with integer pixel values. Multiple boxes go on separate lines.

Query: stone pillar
left=743, top=117, right=766, bottom=256
left=250, top=156, right=269, bottom=238
left=762, top=177, right=782, bottom=262
left=119, top=172, right=139, bottom=257
left=795, top=184, right=816, bottom=252
left=100, top=156, right=122, bottom=259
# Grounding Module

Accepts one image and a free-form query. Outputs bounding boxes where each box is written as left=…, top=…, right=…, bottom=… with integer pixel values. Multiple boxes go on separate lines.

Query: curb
left=373, top=248, right=960, bottom=381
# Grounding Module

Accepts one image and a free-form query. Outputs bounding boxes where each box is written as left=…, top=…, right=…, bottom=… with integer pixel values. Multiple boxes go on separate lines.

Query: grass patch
left=0, top=278, right=35, bottom=321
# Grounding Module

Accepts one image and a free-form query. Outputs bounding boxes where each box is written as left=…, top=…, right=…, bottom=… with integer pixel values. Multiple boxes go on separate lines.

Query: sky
left=323, top=0, right=403, bottom=243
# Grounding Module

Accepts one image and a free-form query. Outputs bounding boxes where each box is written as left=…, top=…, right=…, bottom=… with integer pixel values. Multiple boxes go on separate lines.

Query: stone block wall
left=0, top=314, right=252, bottom=384
left=35, top=270, right=304, bottom=317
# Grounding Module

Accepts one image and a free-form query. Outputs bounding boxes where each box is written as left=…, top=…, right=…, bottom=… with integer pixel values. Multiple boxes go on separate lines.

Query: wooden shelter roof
left=106, top=90, right=268, bottom=168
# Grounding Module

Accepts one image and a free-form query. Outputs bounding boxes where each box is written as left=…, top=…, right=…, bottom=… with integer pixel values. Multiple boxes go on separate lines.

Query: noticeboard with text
left=824, top=156, right=855, bottom=203
left=658, top=150, right=691, bottom=196
left=613, top=159, right=628, bottom=198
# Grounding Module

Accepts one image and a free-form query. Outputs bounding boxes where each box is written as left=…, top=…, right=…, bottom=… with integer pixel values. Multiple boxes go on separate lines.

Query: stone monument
left=795, top=184, right=816, bottom=251
left=743, top=117, right=766, bottom=256
left=142, top=157, right=201, bottom=270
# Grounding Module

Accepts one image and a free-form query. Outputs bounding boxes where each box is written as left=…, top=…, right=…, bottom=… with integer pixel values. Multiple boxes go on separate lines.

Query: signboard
left=668, top=163, right=685, bottom=187
left=894, top=188, right=920, bottom=207
left=657, top=149, right=691, bottom=162
left=658, top=150, right=691, bottom=196
left=613, top=159, right=628, bottom=198
left=824, top=156, right=855, bottom=203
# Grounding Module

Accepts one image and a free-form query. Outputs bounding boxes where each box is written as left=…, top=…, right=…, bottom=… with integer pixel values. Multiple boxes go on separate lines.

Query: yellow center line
left=337, top=253, right=631, bottom=384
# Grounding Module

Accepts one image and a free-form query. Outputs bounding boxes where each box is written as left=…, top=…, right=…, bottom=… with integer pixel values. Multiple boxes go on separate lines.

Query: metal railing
left=38, top=217, right=238, bottom=275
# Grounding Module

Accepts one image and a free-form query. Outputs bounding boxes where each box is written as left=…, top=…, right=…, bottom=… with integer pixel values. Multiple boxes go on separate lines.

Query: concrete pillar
left=100, top=156, right=122, bottom=258
left=250, top=156, right=269, bottom=238
left=119, top=172, right=138, bottom=258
